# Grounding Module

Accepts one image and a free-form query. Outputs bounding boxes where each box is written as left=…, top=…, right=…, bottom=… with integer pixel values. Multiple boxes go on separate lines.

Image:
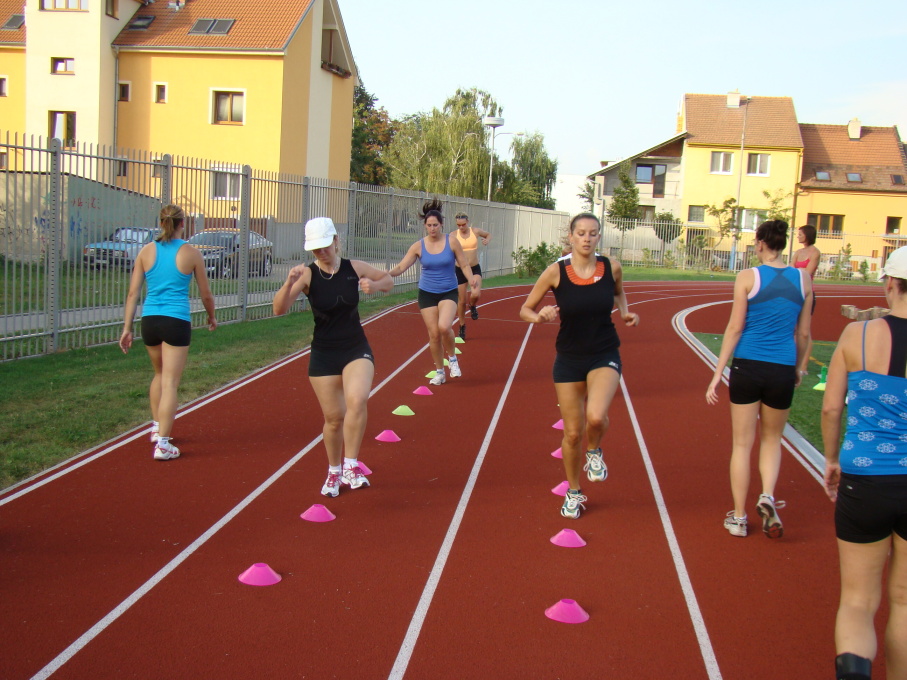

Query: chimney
left=847, top=118, right=862, bottom=140
left=727, top=90, right=741, bottom=108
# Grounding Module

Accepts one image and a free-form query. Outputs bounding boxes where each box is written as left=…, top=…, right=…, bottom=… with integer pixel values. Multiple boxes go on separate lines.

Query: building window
left=688, top=205, right=705, bottom=223
left=115, top=158, right=128, bottom=178
left=127, top=15, right=154, bottom=29
left=636, top=164, right=666, bottom=197
left=746, top=153, right=770, bottom=176
left=846, top=173, right=862, bottom=183
left=635, top=165, right=653, bottom=183
left=638, top=205, right=655, bottom=222
left=152, top=156, right=164, bottom=179
left=741, top=209, right=768, bottom=231
left=51, top=58, right=75, bottom=74
left=0, top=77, right=7, bottom=97
left=118, top=82, right=130, bottom=102
left=887, top=217, right=902, bottom=235
left=154, top=83, right=167, bottom=103
left=105, top=0, right=117, bottom=17
left=213, top=91, right=243, bottom=124
left=892, top=175, right=905, bottom=186
left=815, top=170, right=831, bottom=181
left=211, top=167, right=241, bottom=199
left=41, top=0, right=87, bottom=9
left=49, top=111, right=76, bottom=147
left=710, top=151, right=733, bottom=174
left=0, top=151, right=7, bottom=170
left=189, top=18, right=235, bottom=35
left=1, top=14, right=24, bottom=29
left=807, top=213, right=844, bottom=238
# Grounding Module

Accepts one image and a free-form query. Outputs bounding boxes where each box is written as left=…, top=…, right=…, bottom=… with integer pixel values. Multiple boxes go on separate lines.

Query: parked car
left=83, top=227, right=158, bottom=270
left=187, top=229, right=274, bottom=278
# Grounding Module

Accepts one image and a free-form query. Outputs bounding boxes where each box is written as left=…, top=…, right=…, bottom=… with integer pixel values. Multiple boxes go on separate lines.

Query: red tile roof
left=0, top=0, right=25, bottom=46
left=683, top=94, right=803, bottom=148
left=113, top=0, right=315, bottom=51
left=800, top=123, right=907, bottom=192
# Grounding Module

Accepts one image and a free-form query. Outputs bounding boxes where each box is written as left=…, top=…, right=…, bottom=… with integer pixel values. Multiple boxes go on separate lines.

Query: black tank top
left=307, top=258, right=367, bottom=350
left=552, top=256, right=620, bottom=356
left=883, top=315, right=907, bottom=377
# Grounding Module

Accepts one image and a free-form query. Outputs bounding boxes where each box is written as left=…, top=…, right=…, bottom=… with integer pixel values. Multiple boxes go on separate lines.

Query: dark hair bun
left=420, top=198, right=444, bottom=223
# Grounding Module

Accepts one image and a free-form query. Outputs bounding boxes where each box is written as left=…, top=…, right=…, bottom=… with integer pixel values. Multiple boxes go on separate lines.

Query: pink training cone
left=552, top=419, right=564, bottom=430
left=550, top=528, right=587, bottom=548
left=300, top=504, right=336, bottom=522
left=551, top=447, right=563, bottom=459
left=412, top=385, right=434, bottom=396
left=357, top=461, right=373, bottom=476
left=375, top=429, right=401, bottom=442
left=551, top=480, right=570, bottom=496
left=238, top=562, right=282, bottom=586
left=545, top=598, right=590, bottom=624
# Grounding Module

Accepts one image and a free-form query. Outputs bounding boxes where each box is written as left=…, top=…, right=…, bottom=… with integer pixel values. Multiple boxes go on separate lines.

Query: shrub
left=512, top=241, right=562, bottom=278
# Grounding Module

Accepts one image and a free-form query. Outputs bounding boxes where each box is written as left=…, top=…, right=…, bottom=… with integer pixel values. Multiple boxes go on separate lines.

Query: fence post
left=347, top=181, right=357, bottom=259
left=386, top=187, right=394, bottom=271
left=302, top=176, right=310, bottom=226
left=47, top=138, right=62, bottom=353
left=160, top=154, right=172, bottom=205
left=238, top=165, right=252, bottom=322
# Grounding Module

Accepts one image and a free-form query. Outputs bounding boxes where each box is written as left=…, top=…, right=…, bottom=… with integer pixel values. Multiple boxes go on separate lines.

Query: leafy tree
left=762, top=188, right=793, bottom=222
left=506, top=132, right=558, bottom=209
left=706, top=197, right=740, bottom=246
left=578, top=181, right=595, bottom=212
left=605, top=164, right=639, bottom=230
left=653, top=210, right=683, bottom=245
left=350, top=84, right=395, bottom=185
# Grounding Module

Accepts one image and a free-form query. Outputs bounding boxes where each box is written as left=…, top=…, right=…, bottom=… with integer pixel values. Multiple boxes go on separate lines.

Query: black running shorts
left=835, top=473, right=907, bottom=543
left=456, top=264, right=482, bottom=286
left=417, top=288, right=459, bottom=309
left=141, top=315, right=191, bottom=347
left=728, top=357, right=796, bottom=410
left=553, top=349, right=622, bottom=383
left=308, top=341, right=374, bottom=377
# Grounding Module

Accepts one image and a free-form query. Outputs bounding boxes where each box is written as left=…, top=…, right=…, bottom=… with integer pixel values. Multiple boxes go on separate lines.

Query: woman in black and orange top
left=452, top=212, right=491, bottom=340
left=520, top=213, right=639, bottom=519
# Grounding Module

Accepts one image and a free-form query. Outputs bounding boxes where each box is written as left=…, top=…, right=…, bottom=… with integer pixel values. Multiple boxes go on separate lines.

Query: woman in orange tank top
left=452, top=212, right=491, bottom=340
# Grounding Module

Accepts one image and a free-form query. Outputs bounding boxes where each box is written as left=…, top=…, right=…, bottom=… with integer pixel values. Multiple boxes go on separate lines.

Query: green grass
left=693, top=333, right=835, bottom=449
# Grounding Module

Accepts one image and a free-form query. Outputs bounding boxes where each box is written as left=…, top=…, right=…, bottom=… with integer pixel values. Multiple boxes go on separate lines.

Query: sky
left=338, top=0, right=907, bottom=185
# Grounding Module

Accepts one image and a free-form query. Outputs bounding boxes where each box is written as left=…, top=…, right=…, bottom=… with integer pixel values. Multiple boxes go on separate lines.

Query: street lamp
left=730, top=96, right=752, bottom=271
left=483, top=116, right=504, bottom=202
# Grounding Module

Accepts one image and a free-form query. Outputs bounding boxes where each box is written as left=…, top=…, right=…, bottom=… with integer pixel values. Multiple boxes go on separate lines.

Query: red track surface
left=0, top=281, right=888, bottom=679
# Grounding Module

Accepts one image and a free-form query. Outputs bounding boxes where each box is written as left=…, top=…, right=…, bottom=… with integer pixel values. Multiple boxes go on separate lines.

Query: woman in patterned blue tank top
left=821, top=246, right=907, bottom=680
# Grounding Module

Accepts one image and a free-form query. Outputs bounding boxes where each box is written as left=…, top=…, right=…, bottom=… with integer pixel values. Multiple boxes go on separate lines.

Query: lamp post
left=483, top=116, right=504, bottom=202
left=730, top=96, right=752, bottom=271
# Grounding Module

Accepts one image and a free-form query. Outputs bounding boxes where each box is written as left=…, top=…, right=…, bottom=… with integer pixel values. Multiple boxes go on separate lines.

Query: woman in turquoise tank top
left=120, top=204, right=217, bottom=461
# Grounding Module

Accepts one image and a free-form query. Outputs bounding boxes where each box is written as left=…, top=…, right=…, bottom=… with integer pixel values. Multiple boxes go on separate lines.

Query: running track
left=0, top=281, right=888, bottom=679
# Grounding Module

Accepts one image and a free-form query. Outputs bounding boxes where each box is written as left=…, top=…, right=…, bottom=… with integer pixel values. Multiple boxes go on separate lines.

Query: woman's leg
left=584, top=367, right=621, bottom=450
left=309, top=374, right=346, bottom=467
left=756, top=403, right=790, bottom=499
left=554, top=381, right=587, bottom=490
left=156, top=343, right=189, bottom=438
left=835, top=537, right=890, bottom=664
left=437, top=299, right=458, bottom=358
left=456, top=282, right=468, bottom=329
left=728, top=401, right=760, bottom=517
left=419, top=306, right=444, bottom=370
left=339, top=358, right=375, bottom=460
left=886, top=533, right=907, bottom=679
left=145, top=344, right=163, bottom=426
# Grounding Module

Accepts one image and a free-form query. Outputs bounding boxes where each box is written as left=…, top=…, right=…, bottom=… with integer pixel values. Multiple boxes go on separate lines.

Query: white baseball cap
left=882, top=246, right=907, bottom=279
left=304, top=217, right=337, bottom=251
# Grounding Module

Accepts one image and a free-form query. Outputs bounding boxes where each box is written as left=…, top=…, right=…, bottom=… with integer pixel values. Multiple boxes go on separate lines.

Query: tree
left=706, top=197, right=740, bottom=246
left=653, top=210, right=683, bottom=246
left=506, top=132, right=558, bottom=209
left=350, top=84, right=395, bottom=185
left=578, top=181, right=595, bottom=212
left=762, top=188, right=793, bottom=222
left=605, top=163, right=639, bottom=229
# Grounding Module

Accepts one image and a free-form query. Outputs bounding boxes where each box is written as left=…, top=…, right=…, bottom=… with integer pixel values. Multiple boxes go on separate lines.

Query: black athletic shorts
left=456, top=263, right=482, bottom=286
left=835, top=473, right=907, bottom=543
left=728, top=357, right=796, bottom=410
left=553, top=349, right=622, bottom=383
left=308, top=341, right=374, bottom=378
left=417, top=288, right=459, bottom=309
left=141, top=315, right=191, bottom=347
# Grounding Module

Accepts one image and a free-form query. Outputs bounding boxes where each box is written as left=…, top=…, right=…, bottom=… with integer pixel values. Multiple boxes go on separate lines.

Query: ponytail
left=157, top=204, right=185, bottom=242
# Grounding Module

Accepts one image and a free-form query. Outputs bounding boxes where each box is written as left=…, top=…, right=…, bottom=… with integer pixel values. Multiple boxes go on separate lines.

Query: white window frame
left=117, top=81, right=131, bottom=102
left=740, top=208, right=769, bottom=231
left=746, top=153, right=770, bottom=176
left=209, top=88, right=246, bottom=125
left=210, top=165, right=241, bottom=200
left=49, top=110, right=76, bottom=147
left=153, top=82, right=168, bottom=104
left=51, top=57, right=75, bottom=75
left=687, top=205, right=705, bottom=223
left=710, top=151, right=733, bottom=174
left=0, top=76, right=7, bottom=97
left=41, top=0, right=87, bottom=9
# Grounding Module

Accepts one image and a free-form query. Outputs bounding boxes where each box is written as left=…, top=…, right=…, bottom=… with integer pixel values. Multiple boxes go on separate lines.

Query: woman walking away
left=273, top=217, right=393, bottom=497
left=452, top=212, right=491, bottom=340
left=822, top=245, right=907, bottom=680
left=520, top=213, right=639, bottom=519
left=388, top=199, right=479, bottom=386
left=706, top=220, right=812, bottom=538
left=120, top=204, right=217, bottom=461
left=793, top=224, right=821, bottom=376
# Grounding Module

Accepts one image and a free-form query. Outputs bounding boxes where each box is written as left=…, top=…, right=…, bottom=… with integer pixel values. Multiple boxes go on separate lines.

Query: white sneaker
left=448, top=357, right=461, bottom=378
left=341, top=463, right=370, bottom=490
left=321, top=471, right=342, bottom=497
left=560, top=490, right=587, bottom=519
left=150, top=422, right=160, bottom=443
left=153, top=440, right=180, bottom=461
left=583, top=448, right=608, bottom=482
left=724, top=511, right=747, bottom=537
left=429, top=368, right=447, bottom=386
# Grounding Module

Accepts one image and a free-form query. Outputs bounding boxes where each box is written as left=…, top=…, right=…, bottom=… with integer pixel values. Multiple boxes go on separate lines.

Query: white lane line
left=620, top=376, right=723, bottom=680
left=387, top=324, right=534, bottom=680
left=28, top=338, right=432, bottom=680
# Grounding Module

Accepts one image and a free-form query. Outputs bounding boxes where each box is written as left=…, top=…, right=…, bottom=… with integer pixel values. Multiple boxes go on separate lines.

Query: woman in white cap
left=821, top=245, right=907, bottom=680
left=273, top=217, right=393, bottom=498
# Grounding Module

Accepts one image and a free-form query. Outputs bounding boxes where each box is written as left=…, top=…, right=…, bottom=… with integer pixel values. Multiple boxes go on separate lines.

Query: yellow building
left=0, top=0, right=357, bottom=180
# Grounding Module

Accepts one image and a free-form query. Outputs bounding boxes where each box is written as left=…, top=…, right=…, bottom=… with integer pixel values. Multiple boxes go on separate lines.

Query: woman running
left=388, top=199, right=479, bottom=386
left=273, top=217, right=393, bottom=497
left=120, top=204, right=217, bottom=461
left=706, top=220, right=812, bottom=538
left=792, top=224, right=821, bottom=377
left=520, top=213, right=639, bottom=519
left=452, top=212, right=491, bottom=340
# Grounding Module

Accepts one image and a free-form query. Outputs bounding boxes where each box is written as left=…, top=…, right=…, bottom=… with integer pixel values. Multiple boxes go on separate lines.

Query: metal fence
left=0, top=132, right=568, bottom=360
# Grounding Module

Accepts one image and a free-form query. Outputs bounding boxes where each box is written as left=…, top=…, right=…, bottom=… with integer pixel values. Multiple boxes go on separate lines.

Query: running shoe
left=756, top=494, right=786, bottom=538
left=150, top=422, right=160, bottom=443
left=341, top=463, right=370, bottom=490
left=458, top=324, right=466, bottom=340
left=448, top=356, right=461, bottom=378
left=429, top=368, right=447, bottom=386
left=153, top=440, right=180, bottom=461
left=321, top=471, right=342, bottom=497
left=470, top=304, right=479, bottom=320
left=560, top=490, right=587, bottom=519
left=724, top=511, right=747, bottom=537
left=583, top=448, right=608, bottom=482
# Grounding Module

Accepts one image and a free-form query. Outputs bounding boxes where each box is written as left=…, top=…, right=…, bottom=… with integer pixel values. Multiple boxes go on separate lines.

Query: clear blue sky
left=338, top=0, right=907, bottom=177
